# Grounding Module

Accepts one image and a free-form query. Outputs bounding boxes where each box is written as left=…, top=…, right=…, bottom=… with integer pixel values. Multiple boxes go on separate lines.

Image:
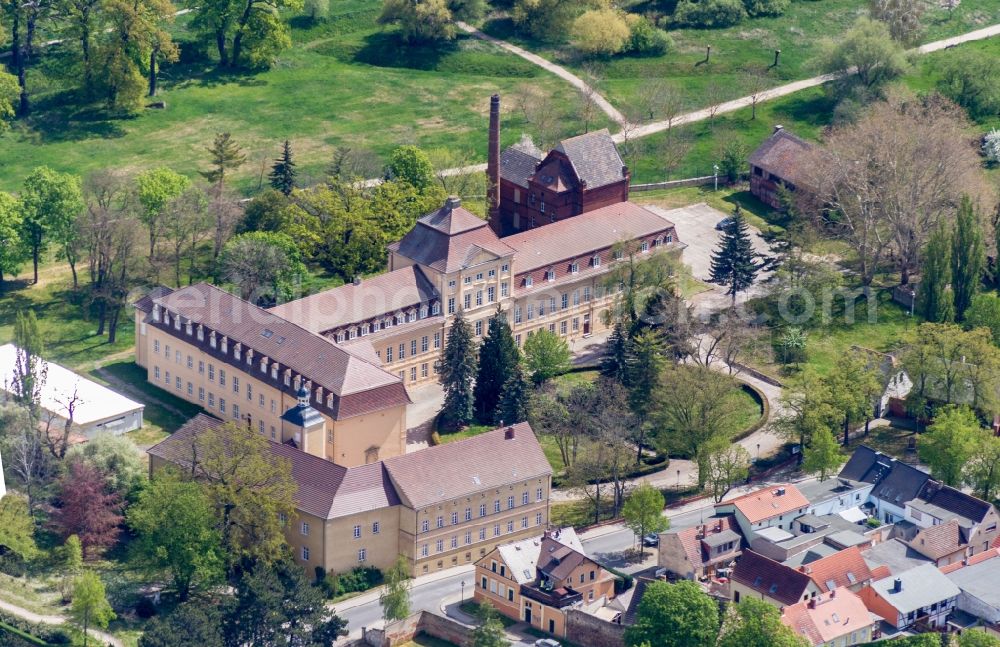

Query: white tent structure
left=0, top=343, right=144, bottom=438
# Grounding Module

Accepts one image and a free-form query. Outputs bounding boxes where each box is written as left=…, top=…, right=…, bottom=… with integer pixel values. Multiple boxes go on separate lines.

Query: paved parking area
left=646, top=202, right=771, bottom=312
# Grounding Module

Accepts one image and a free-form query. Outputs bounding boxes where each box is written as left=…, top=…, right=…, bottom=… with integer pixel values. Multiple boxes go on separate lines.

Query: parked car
left=642, top=533, right=660, bottom=547
left=715, top=217, right=734, bottom=231
left=534, top=639, right=561, bottom=647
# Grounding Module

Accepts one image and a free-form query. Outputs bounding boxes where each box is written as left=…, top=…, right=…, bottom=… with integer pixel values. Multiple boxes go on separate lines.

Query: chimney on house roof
left=892, top=578, right=902, bottom=593
left=505, top=425, right=516, bottom=440
left=808, top=598, right=816, bottom=609
left=445, top=196, right=462, bottom=211
left=773, top=124, right=784, bottom=133
left=487, top=94, right=501, bottom=235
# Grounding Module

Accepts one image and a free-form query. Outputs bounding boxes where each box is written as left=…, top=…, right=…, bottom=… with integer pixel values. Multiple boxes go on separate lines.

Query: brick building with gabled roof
left=731, top=549, right=822, bottom=607
left=781, top=588, right=878, bottom=646
left=715, top=484, right=810, bottom=541
left=148, top=415, right=553, bottom=577
left=799, top=545, right=873, bottom=593
left=748, top=125, right=814, bottom=209
left=657, top=515, right=742, bottom=581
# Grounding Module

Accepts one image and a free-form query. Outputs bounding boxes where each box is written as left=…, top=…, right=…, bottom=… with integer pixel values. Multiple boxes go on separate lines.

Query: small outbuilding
left=748, top=126, right=814, bottom=209
left=0, top=343, right=144, bottom=438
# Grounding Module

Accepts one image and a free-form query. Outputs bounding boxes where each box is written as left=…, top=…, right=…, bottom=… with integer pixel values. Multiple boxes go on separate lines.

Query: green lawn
left=400, top=635, right=460, bottom=647
left=0, top=1, right=607, bottom=193
left=481, top=0, right=996, bottom=124
left=459, top=601, right=516, bottom=627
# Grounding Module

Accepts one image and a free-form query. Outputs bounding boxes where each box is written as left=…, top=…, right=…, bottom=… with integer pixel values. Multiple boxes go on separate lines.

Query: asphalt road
left=336, top=497, right=725, bottom=638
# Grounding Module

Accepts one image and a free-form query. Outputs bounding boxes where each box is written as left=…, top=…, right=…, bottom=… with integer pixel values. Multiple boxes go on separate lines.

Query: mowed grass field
left=0, top=0, right=607, bottom=193
left=482, top=0, right=999, bottom=120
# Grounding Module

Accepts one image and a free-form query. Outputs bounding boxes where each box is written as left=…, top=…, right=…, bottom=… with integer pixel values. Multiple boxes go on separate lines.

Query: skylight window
left=275, top=336, right=286, bottom=344
left=261, top=329, right=274, bottom=338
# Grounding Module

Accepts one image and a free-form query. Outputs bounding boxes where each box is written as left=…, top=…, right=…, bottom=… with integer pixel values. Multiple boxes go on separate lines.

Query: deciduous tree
left=868, top=0, right=923, bottom=45
left=625, top=580, right=719, bottom=647
left=919, top=405, right=980, bottom=487
left=0, top=68, right=18, bottom=131
left=218, top=231, right=306, bottom=305
left=379, top=555, right=411, bottom=622
left=51, top=460, right=123, bottom=558
left=951, top=195, right=985, bottom=322
left=717, top=597, right=808, bottom=647
left=128, top=470, right=223, bottom=600
left=470, top=602, right=510, bottom=647
left=801, top=425, right=843, bottom=481
left=937, top=49, right=1000, bottom=120
left=570, top=8, right=630, bottom=56
left=966, top=431, right=1000, bottom=502
left=65, top=432, right=146, bottom=500
left=705, top=437, right=751, bottom=502
left=71, top=570, right=115, bottom=647
left=0, top=191, right=26, bottom=286
left=139, top=603, right=224, bottom=647
left=919, top=222, right=954, bottom=323
left=99, top=0, right=178, bottom=109
left=522, top=328, right=571, bottom=385
left=817, top=18, right=908, bottom=91
left=825, top=353, right=882, bottom=445
left=136, top=167, right=191, bottom=261
left=966, top=293, right=1000, bottom=345
left=188, top=421, right=297, bottom=571
left=622, top=483, right=668, bottom=554
left=19, top=166, right=84, bottom=285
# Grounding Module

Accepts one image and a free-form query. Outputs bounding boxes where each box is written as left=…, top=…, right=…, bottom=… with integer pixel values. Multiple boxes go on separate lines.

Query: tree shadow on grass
left=777, top=91, right=838, bottom=129
left=349, top=31, right=458, bottom=71
left=20, top=99, right=130, bottom=144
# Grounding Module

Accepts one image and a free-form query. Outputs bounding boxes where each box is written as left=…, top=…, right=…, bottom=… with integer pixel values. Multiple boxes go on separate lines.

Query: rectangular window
left=451, top=512, right=458, bottom=525
left=522, top=517, right=528, bottom=528
left=219, top=398, right=226, bottom=414
left=302, top=546, right=310, bottom=561
left=536, top=512, right=543, bottom=525
left=153, top=340, right=160, bottom=354
left=353, top=525, right=361, bottom=538
left=514, top=307, right=522, bottom=324
left=301, top=522, right=310, bottom=536
left=448, top=298, right=455, bottom=314
left=399, top=343, right=405, bottom=360
left=421, top=363, right=428, bottom=378
left=583, top=287, right=591, bottom=302
left=410, top=367, right=417, bottom=382
left=247, top=384, right=252, bottom=401
left=219, top=370, right=226, bottom=387
left=475, top=320, right=483, bottom=336
left=501, top=282, right=508, bottom=297
left=434, top=332, right=441, bottom=349
left=522, top=492, right=529, bottom=505
left=494, top=500, right=501, bottom=513
left=465, top=531, right=472, bottom=545
left=175, top=376, right=181, bottom=390
left=536, top=488, right=543, bottom=501
left=476, top=272, right=483, bottom=281
left=479, top=528, right=486, bottom=541
left=464, top=294, right=471, bottom=310
left=464, top=276, right=472, bottom=285
left=386, top=346, right=393, bottom=362
left=422, top=520, right=429, bottom=533
left=187, top=382, right=193, bottom=396
left=258, top=420, right=264, bottom=434
left=422, top=545, right=429, bottom=557
left=421, top=336, right=429, bottom=353
left=560, top=321, right=567, bottom=335
left=208, top=364, right=215, bottom=381
left=572, top=318, right=579, bottom=332
left=437, top=516, right=444, bottom=528
left=259, top=393, right=265, bottom=408
left=487, top=287, right=495, bottom=303
left=465, top=508, right=472, bottom=521
left=527, top=304, right=534, bottom=320
left=358, top=549, right=367, bottom=563
left=372, top=521, right=380, bottom=534
left=480, top=504, right=487, bottom=517
left=502, top=263, right=509, bottom=273
left=154, top=366, right=160, bottom=379
left=507, top=521, right=513, bottom=533
left=232, top=404, right=239, bottom=419
left=451, top=536, right=458, bottom=549
left=436, top=539, right=444, bottom=553
left=525, top=276, right=533, bottom=288
left=187, top=356, right=193, bottom=369
left=233, top=377, right=239, bottom=394
left=411, top=340, right=417, bottom=356
left=175, top=350, right=181, bottom=364
left=488, top=269, right=496, bottom=278
left=507, top=496, right=515, bottom=510
left=494, top=525, right=501, bottom=537
left=208, top=392, right=215, bottom=407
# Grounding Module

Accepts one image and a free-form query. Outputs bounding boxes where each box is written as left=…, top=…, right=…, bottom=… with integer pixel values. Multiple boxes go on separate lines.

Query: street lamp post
left=677, top=469, right=681, bottom=489
left=461, top=580, right=465, bottom=603
left=756, top=443, right=760, bottom=461
left=713, top=165, right=720, bottom=191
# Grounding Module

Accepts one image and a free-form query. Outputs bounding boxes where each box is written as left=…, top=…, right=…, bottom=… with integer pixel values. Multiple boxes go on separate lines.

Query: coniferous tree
left=496, top=364, right=531, bottom=425
left=268, top=140, right=297, bottom=196
left=200, top=132, right=246, bottom=192
left=951, top=195, right=985, bottom=322
left=601, top=321, right=633, bottom=386
left=708, top=206, right=759, bottom=302
left=473, top=308, right=519, bottom=422
left=918, top=222, right=954, bottom=323
left=439, top=310, right=477, bottom=430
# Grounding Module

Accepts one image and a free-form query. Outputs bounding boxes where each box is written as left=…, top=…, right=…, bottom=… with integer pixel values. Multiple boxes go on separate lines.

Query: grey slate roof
left=869, top=563, right=960, bottom=614
left=147, top=413, right=401, bottom=520
left=839, top=446, right=931, bottom=508
left=946, top=555, right=1000, bottom=608
left=916, top=482, right=993, bottom=527
left=500, top=138, right=543, bottom=189
left=553, top=129, right=626, bottom=190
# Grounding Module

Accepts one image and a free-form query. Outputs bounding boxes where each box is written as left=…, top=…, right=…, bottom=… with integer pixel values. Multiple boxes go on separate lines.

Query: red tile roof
left=907, top=519, right=966, bottom=560
left=389, top=199, right=515, bottom=274
left=799, top=546, right=873, bottom=592
left=382, top=423, right=552, bottom=509
left=722, top=484, right=809, bottom=524
left=781, top=589, right=874, bottom=646
left=503, top=201, right=676, bottom=274
left=732, top=550, right=813, bottom=606
left=939, top=547, right=1000, bottom=575
left=670, top=516, right=741, bottom=571
left=870, top=565, right=891, bottom=580
left=151, top=283, right=410, bottom=418
left=147, top=414, right=401, bottom=519
left=269, top=266, right=438, bottom=334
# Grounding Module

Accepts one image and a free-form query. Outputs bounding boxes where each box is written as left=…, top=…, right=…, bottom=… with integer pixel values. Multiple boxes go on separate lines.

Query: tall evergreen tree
left=473, top=308, right=518, bottom=422
left=627, top=330, right=665, bottom=465
left=708, top=206, right=759, bottom=302
left=268, top=140, right=297, bottom=196
left=12, top=309, right=46, bottom=416
left=918, top=222, right=954, bottom=323
left=951, top=195, right=985, bottom=322
left=497, top=364, right=531, bottom=425
left=200, top=132, right=246, bottom=192
left=439, top=310, right=477, bottom=430
left=601, top=321, right=632, bottom=386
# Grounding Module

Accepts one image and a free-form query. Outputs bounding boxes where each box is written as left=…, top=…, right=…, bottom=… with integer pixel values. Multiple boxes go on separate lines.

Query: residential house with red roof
left=474, top=528, right=617, bottom=637
left=657, top=515, right=742, bottom=581
left=781, top=589, right=878, bottom=647
left=148, top=415, right=552, bottom=577
left=798, top=545, right=874, bottom=594
left=715, top=484, right=810, bottom=542
left=731, top=550, right=822, bottom=607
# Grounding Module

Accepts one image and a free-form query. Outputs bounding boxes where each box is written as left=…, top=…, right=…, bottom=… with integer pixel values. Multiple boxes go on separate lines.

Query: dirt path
left=455, top=21, right=628, bottom=127
left=0, top=597, right=123, bottom=647
left=92, top=365, right=192, bottom=421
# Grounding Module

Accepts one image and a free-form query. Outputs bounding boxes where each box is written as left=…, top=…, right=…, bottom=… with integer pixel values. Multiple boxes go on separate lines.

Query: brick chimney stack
left=487, top=94, right=501, bottom=236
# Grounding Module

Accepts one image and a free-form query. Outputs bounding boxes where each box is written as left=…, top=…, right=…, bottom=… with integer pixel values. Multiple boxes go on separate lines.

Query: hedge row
left=0, top=610, right=71, bottom=646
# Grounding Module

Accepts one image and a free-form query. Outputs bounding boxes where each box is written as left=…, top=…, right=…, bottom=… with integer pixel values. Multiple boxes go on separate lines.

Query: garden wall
left=565, top=608, right=626, bottom=647
left=361, top=611, right=472, bottom=647
left=632, top=176, right=716, bottom=192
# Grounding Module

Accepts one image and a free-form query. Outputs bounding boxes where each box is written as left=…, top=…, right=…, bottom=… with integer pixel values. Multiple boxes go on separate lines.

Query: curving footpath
left=0, top=597, right=123, bottom=647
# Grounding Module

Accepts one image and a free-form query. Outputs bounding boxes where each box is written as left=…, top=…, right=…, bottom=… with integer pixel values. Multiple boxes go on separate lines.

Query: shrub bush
left=983, top=129, right=1000, bottom=166
left=627, top=15, right=673, bottom=56
left=571, top=9, right=632, bottom=56
left=607, top=567, right=634, bottom=593
left=0, top=611, right=72, bottom=645
left=742, top=0, right=788, bottom=17
left=317, top=565, right=385, bottom=598
left=672, top=0, right=746, bottom=28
